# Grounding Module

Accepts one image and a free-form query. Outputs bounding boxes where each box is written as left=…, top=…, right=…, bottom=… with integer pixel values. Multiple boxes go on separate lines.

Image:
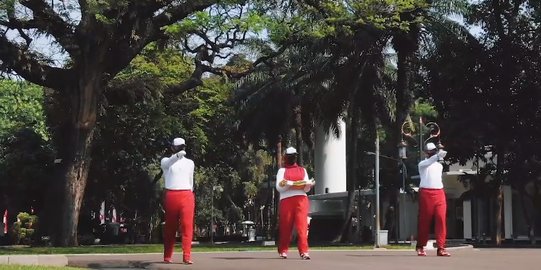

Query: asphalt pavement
left=62, top=247, right=541, bottom=270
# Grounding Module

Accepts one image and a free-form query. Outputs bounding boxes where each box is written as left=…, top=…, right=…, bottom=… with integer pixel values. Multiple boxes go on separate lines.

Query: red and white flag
left=3, top=210, right=7, bottom=234
left=99, top=201, right=105, bottom=225
left=112, top=207, right=117, bottom=223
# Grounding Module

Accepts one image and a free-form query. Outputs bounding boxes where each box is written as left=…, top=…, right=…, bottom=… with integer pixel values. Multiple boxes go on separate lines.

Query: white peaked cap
left=285, top=147, right=297, bottom=154
left=173, top=138, right=186, bottom=146
left=425, top=142, right=437, bottom=151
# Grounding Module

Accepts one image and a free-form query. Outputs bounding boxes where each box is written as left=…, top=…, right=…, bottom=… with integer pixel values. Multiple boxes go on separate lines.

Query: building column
left=463, top=200, right=472, bottom=240
left=314, top=119, right=347, bottom=194
left=503, top=185, right=513, bottom=240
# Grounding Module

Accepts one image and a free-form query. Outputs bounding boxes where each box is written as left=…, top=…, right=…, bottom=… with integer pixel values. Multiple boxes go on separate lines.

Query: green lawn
left=0, top=266, right=83, bottom=270
left=0, top=244, right=408, bottom=255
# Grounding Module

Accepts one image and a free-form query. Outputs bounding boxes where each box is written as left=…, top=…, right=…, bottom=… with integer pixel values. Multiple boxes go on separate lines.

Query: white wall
left=398, top=194, right=418, bottom=241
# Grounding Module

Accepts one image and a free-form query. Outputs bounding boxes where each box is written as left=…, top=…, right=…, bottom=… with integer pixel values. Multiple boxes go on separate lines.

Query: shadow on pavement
left=346, top=254, right=414, bottom=257
left=212, top=256, right=284, bottom=260
left=84, top=260, right=153, bottom=269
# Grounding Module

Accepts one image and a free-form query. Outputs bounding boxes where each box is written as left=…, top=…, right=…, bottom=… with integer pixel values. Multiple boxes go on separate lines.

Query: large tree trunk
left=269, top=135, right=283, bottom=240
left=492, top=147, right=505, bottom=246
left=389, top=32, right=416, bottom=242
left=294, top=104, right=303, bottom=165
left=276, top=135, right=283, bottom=168
left=333, top=99, right=361, bottom=243
left=56, top=71, right=102, bottom=246
left=493, top=185, right=503, bottom=245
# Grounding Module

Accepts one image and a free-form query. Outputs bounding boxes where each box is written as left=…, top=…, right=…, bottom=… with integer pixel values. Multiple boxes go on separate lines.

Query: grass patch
left=0, top=245, right=164, bottom=255
left=383, top=244, right=414, bottom=250
left=0, top=266, right=83, bottom=270
left=0, top=243, right=410, bottom=255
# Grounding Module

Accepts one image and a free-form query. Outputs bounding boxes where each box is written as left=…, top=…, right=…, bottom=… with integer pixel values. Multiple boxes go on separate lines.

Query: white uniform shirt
left=161, top=153, right=195, bottom=191
left=275, top=167, right=310, bottom=200
left=418, top=153, right=443, bottom=189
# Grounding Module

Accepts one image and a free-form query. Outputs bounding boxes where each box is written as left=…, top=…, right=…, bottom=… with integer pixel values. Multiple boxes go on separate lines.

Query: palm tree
left=234, top=0, right=472, bottom=243
left=421, top=0, right=541, bottom=245
left=234, top=25, right=395, bottom=241
left=377, top=0, right=471, bottom=241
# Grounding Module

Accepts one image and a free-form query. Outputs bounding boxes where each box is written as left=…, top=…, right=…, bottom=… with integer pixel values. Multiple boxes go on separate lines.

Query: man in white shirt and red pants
left=416, top=142, right=451, bottom=257
left=276, top=147, right=315, bottom=260
left=161, top=138, right=195, bottom=264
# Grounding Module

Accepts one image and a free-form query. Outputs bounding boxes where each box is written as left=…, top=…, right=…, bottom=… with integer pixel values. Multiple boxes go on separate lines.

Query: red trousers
left=278, top=195, right=309, bottom=255
left=164, top=190, right=194, bottom=261
left=417, top=188, right=447, bottom=249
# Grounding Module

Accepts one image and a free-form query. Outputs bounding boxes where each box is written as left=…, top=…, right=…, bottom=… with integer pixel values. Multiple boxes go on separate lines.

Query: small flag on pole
left=99, top=201, right=105, bottom=225
left=3, top=210, right=7, bottom=234
left=112, top=207, right=117, bottom=223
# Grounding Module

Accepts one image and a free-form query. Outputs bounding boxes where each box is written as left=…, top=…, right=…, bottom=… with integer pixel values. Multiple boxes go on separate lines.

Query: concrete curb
left=367, top=244, right=474, bottom=252
left=448, top=244, right=475, bottom=250
left=0, top=255, right=68, bottom=266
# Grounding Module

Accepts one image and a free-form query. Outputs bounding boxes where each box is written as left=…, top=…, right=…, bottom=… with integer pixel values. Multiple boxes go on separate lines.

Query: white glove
left=176, top=150, right=187, bottom=158
left=437, top=150, right=447, bottom=159
left=303, top=179, right=315, bottom=192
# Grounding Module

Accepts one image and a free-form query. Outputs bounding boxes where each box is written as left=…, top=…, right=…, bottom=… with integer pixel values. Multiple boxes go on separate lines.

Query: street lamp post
left=375, top=133, right=381, bottom=248
left=211, top=185, right=223, bottom=245
left=398, top=119, right=444, bottom=160
left=369, top=120, right=443, bottom=245
left=398, top=119, right=443, bottom=241
left=367, top=141, right=404, bottom=247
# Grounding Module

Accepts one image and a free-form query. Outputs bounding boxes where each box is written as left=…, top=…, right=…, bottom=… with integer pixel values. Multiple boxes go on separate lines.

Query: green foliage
left=421, top=4, right=541, bottom=244
left=0, top=0, right=16, bottom=18
left=0, top=80, right=49, bottom=140
left=87, top=46, right=197, bottom=239
left=113, top=45, right=193, bottom=88
left=412, top=99, right=438, bottom=120
left=11, top=212, right=38, bottom=245
left=0, top=127, right=55, bottom=198
left=240, top=149, right=273, bottom=199
left=0, top=0, right=485, bottom=244
left=87, top=43, right=275, bottom=239
left=287, top=0, right=430, bottom=41
left=165, top=3, right=269, bottom=44
left=86, top=0, right=131, bottom=24
left=0, top=80, right=53, bottom=232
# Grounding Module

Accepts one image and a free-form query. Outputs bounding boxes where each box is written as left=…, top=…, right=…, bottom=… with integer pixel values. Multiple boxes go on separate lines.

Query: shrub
left=11, top=212, right=38, bottom=245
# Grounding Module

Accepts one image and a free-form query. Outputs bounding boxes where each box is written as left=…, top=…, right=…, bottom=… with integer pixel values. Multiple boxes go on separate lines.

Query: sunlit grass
left=0, top=266, right=83, bottom=270
left=0, top=243, right=411, bottom=255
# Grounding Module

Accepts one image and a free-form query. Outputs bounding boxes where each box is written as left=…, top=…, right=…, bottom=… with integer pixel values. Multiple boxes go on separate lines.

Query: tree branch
left=298, top=0, right=329, bottom=16
left=152, top=171, right=163, bottom=185
left=152, top=0, right=217, bottom=28
left=19, top=0, right=79, bottom=56
left=166, top=58, right=208, bottom=94
left=167, top=42, right=292, bottom=95
left=0, top=36, right=69, bottom=90
left=101, top=1, right=219, bottom=81
left=491, top=0, right=508, bottom=42
left=0, top=18, right=37, bottom=29
left=221, top=44, right=291, bottom=79
left=78, top=0, right=87, bottom=11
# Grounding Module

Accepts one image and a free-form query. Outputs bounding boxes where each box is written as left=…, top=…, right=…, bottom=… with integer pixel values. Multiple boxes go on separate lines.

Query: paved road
left=67, top=248, right=541, bottom=269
